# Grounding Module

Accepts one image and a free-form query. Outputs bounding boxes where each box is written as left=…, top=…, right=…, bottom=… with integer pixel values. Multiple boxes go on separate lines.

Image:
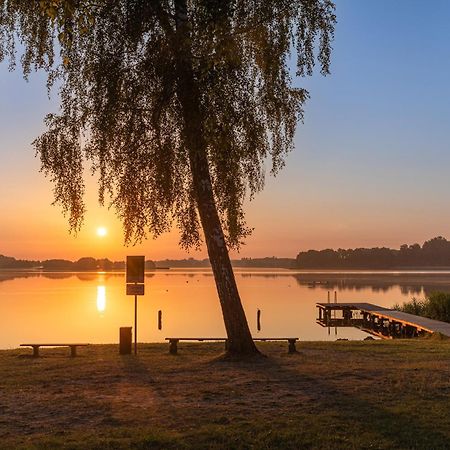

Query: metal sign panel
left=126, top=256, right=145, bottom=283
left=126, top=283, right=145, bottom=296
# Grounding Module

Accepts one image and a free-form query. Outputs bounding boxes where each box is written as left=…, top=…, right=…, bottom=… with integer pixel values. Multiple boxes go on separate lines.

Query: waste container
left=119, top=327, right=132, bottom=354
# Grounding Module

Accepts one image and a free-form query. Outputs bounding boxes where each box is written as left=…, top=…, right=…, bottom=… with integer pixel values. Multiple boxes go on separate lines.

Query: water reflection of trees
left=0, top=272, right=41, bottom=283
left=295, top=279, right=423, bottom=295
left=0, top=271, right=155, bottom=283
left=232, top=272, right=450, bottom=297
left=1, top=271, right=450, bottom=298
left=240, top=273, right=280, bottom=279
left=291, top=274, right=450, bottom=296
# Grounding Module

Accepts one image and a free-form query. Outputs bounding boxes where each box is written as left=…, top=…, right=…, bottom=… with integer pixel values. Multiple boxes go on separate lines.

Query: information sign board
left=126, top=283, right=145, bottom=296
left=126, top=256, right=145, bottom=283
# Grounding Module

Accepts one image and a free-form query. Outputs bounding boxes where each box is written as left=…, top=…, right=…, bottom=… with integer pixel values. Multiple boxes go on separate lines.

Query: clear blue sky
left=1, top=0, right=450, bottom=259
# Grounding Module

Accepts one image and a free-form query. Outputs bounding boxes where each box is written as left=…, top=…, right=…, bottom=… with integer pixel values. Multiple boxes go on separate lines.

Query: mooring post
left=134, top=294, right=137, bottom=355
left=158, top=310, right=162, bottom=330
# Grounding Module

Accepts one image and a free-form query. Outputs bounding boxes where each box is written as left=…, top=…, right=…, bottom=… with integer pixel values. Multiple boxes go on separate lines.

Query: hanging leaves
left=0, top=0, right=335, bottom=248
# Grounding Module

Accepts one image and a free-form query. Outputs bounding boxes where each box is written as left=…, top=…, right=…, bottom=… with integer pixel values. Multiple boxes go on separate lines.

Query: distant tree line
left=1, top=254, right=296, bottom=270
left=233, top=257, right=295, bottom=269
left=0, top=255, right=39, bottom=269
left=154, top=257, right=295, bottom=268
left=0, top=255, right=156, bottom=271
left=154, top=258, right=210, bottom=268
left=296, top=237, right=450, bottom=269
left=5, top=237, right=450, bottom=270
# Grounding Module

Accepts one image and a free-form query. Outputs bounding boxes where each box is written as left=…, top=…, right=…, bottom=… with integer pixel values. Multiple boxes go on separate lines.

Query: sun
left=96, top=227, right=108, bottom=237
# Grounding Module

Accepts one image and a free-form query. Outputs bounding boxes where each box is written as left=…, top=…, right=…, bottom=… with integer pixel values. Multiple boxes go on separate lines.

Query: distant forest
left=0, top=256, right=156, bottom=271
left=296, top=236, right=450, bottom=269
left=0, top=255, right=295, bottom=270
left=3, top=237, right=450, bottom=270
left=155, top=257, right=295, bottom=269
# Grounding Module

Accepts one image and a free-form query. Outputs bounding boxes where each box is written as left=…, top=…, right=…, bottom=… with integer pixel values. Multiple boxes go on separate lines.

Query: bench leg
left=169, top=339, right=178, bottom=355
left=32, top=346, right=40, bottom=357
left=70, top=346, right=77, bottom=357
left=288, top=339, right=297, bottom=354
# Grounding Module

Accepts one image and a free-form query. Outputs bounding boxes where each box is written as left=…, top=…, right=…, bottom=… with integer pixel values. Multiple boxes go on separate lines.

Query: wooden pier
left=316, top=302, right=450, bottom=339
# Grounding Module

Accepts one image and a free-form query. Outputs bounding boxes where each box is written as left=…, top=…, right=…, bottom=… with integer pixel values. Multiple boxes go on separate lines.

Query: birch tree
left=1, top=0, right=335, bottom=355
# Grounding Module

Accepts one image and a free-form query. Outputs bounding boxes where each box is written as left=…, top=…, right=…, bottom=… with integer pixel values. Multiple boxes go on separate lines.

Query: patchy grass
left=1, top=341, right=450, bottom=449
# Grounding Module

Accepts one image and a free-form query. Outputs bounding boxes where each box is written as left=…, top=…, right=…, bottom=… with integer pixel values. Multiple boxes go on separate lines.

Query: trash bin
left=119, top=327, right=132, bottom=354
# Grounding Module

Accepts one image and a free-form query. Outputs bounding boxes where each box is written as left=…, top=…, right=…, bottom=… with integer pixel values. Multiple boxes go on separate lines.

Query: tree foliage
left=1, top=0, right=335, bottom=249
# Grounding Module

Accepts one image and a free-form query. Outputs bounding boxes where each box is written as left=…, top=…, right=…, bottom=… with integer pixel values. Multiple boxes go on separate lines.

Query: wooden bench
left=20, top=343, right=90, bottom=357
left=254, top=338, right=298, bottom=353
left=165, top=338, right=227, bottom=355
left=165, top=337, right=298, bottom=354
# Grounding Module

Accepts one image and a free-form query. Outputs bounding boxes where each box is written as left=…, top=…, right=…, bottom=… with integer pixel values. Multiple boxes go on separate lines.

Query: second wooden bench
left=165, top=337, right=298, bottom=354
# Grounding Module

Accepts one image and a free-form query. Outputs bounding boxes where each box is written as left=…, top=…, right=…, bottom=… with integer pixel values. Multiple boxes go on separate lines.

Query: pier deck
left=316, top=302, right=450, bottom=339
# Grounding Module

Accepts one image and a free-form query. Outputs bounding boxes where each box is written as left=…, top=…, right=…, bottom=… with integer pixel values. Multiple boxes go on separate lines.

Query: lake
left=2, top=269, right=450, bottom=349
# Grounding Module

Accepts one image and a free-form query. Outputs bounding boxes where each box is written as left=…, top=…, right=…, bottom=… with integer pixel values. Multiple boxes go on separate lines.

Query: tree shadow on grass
left=119, top=353, right=184, bottom=428
left=227, top=354, right=450, bottom=449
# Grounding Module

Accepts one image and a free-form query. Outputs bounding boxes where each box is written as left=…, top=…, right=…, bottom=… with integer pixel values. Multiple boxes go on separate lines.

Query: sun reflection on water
left=97, top=286, right=106, bottom=313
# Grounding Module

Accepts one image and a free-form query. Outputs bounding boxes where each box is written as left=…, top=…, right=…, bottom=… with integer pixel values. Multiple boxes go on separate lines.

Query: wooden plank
left=253, top=338, right=298, bottom=341
left=20, top=344, right=89, bottom=347
left=316, top=302, right=450, bottom=337
left=316, top=302, right=390, bottom=311
left=165, top=337, right=298, bottom=341
left=165, top=338, right=226, bottom=341
left=363, top=310, right=450, bottom=336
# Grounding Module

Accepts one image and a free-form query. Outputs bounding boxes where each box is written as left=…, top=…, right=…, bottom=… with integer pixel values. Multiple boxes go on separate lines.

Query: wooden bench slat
left=20, top=344, right=89, bottom=347
left=164, top=338, right=226, bottom=341
left=253, top=338, right=298, bottom=341
left=164, top=338, right=297, bottom=341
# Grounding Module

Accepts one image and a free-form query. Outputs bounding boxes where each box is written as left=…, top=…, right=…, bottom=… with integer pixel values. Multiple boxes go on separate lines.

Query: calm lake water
left=2, top=269, right=450, bottom=349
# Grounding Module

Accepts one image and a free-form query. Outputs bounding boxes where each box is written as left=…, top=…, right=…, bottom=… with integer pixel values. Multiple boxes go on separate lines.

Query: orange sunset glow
left=2, top=2, right=450, bottom=448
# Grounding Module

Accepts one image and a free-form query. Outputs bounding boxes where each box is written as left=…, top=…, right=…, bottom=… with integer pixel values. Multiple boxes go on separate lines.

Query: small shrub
left=393, top=292, right=450, bottom=323
left=426, top=292, right=450, bottom=322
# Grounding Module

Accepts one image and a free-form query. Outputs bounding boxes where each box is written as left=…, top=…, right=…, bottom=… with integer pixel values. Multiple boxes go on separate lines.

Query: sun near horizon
left=96, top=227, right=108, bottom=237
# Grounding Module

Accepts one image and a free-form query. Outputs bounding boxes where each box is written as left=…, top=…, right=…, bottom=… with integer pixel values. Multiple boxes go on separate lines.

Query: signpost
left=126, top=256, right=145, bottom=355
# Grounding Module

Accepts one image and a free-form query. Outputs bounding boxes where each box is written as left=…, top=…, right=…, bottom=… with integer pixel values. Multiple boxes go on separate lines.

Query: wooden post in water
left=327, top=291, right=330, bottom=334
left=257, top=309, right=261, bottom=332
left=134, top=294, right=137, bottom=355
left=158, top=310, right=162, bottom=330
left=334, top=291, right=337, bottom=336
left=326, top=291, right=331, bottom=336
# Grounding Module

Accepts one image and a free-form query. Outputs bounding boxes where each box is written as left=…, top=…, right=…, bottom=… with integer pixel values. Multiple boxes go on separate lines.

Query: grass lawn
left=1, top=340, right=449, bottom=449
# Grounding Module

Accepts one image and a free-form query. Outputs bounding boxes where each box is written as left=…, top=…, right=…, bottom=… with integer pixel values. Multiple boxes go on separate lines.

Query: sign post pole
left=126, top=256, right=145, bottom=355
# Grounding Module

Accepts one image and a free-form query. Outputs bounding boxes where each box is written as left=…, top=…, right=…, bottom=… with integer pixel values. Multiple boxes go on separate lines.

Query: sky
left=1, top=0, right=450, bottom=261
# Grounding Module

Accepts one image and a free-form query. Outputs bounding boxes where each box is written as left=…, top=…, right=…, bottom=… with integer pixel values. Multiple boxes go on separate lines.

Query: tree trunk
left=173, top=0, right=259, bottom=355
